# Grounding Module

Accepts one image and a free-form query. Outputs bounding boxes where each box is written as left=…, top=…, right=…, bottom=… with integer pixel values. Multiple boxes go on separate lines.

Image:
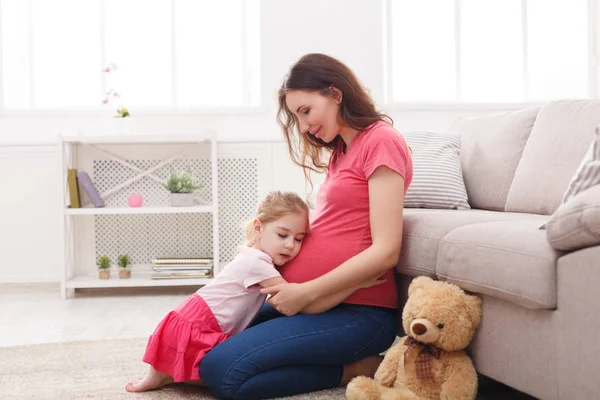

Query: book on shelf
left=152, top=265, right=213, bottom=271
left=151, top=270, right=213, bottom=280
left=151, top=258, right=213, bottom=266
left=77, top=171, right=105, bottom=207
left=150, top=258, right=214, bottom=279
left=67, top=169, right=81, bottom=208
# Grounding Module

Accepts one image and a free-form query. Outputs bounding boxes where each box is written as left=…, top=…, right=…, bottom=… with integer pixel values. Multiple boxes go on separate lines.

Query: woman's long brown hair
left=277, top=53, right=393, bottom=184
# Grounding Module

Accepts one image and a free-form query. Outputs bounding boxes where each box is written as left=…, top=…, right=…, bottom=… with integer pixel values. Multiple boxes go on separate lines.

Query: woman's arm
left=261, top=276, right=381, bottom=315
left=300, top=275, right=387, bottom=314
left=262, top=166, right=405, bottom=316
left=301, top=286, right=359, bottom=315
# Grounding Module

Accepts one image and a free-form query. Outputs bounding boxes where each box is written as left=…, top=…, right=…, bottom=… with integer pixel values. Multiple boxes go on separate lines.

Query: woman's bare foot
left=125, top=366, right=174, bottom=392
left=341, top=355, right=384, bottom=385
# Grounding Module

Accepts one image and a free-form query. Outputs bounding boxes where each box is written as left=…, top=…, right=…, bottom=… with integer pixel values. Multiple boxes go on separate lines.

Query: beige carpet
left=0, top=337, right=346, bottom=400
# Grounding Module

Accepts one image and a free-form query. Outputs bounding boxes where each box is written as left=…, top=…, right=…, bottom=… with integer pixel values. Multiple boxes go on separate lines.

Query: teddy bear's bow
left=404, top=336, right=442, bottom=381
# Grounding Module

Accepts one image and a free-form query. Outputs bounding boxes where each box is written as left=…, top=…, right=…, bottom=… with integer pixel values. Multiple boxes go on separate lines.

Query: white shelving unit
left=57, top=133, right=219, bottom=299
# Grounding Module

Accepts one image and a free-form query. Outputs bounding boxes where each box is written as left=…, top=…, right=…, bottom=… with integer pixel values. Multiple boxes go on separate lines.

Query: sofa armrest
left=555, top=245, right=600, bottom=400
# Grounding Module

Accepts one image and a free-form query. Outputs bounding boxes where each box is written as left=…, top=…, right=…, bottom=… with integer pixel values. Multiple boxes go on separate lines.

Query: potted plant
left=98, top=255, right=111, bottom=279
left=118, top=254, right=131, bottom=279
left=163, top=169, right=203, bottom=207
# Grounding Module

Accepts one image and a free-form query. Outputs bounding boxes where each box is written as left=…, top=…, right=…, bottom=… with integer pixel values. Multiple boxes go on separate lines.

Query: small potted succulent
left=163, top=169, right=203, bottom=207
left=98, top=255, right=111, bottom=279
left=118, top=254, right=131, bottom=279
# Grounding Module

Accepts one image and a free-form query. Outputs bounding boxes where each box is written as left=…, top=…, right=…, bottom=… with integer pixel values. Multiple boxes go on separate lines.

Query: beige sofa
left=395, top=100, right=600, bottom=400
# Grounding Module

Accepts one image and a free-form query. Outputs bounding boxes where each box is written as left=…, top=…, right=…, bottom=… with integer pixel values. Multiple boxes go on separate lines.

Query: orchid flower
left=102, top=64, right=129, bottom=118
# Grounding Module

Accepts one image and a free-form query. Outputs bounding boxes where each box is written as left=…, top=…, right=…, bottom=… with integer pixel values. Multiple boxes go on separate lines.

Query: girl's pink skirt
left=142, top=294, right=230, bottom=382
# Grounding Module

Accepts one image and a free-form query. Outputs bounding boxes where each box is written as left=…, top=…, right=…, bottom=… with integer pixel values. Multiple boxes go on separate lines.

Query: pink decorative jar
left=128, top=194, right=143, bottom=208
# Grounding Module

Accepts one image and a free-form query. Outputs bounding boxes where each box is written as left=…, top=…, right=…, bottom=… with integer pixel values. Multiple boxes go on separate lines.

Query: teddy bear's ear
left=463, top=294, right=483, bottom=328
left=408, top=276, right=434, bottom=296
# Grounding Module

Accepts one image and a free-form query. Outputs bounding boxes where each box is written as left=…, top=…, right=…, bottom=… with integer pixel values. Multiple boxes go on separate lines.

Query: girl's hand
left=260, top=283, right=312, bottom=316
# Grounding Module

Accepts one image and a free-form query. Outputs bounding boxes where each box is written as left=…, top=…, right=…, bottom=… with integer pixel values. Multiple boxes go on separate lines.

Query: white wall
left=0, top=146, right=62, bottom=283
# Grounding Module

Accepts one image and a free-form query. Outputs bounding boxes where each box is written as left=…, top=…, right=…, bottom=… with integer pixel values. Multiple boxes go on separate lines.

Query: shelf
left=59, top=133, right=220, bottom=299
left=66, top=272, right=213, bottom=289
left=61, top=134, right=211, bottom=145
left=64, top=205, right=213, bottom=215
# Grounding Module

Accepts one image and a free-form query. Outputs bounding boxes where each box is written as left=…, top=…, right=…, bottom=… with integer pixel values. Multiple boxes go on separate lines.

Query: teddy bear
left=346, top=276, right=482, bottom=400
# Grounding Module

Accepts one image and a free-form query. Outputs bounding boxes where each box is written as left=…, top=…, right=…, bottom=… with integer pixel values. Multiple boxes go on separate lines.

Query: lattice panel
left=93, top=158, right=213, bottom=207
left=218, top=158, right=258, bottom=262
left=93, top=158, right=258, bottom=265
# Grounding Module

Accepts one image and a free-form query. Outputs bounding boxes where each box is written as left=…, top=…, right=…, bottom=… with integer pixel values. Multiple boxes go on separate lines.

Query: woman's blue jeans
left=199, top=303, right=397, bottom=400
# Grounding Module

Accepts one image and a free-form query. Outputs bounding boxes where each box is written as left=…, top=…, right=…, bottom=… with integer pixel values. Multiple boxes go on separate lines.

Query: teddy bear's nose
left=412, top=323, right=427, bottom=336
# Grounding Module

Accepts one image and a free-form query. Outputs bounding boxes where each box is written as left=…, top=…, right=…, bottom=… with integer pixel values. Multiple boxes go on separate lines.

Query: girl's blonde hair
left=244, top=191, right=310, bottom=246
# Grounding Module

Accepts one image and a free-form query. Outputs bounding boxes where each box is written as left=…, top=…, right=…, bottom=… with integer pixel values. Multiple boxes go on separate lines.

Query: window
left=387, top=0, right=591, bottom=104
left=0, top=0, right=260, bottom=110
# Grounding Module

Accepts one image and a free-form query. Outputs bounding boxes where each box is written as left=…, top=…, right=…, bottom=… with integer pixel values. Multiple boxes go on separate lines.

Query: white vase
left=169, top=193, right=195, bottom=207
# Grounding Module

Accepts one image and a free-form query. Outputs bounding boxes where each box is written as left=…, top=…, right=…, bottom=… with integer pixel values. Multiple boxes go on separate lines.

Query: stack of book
left=150, top=258, right=213, bottom=280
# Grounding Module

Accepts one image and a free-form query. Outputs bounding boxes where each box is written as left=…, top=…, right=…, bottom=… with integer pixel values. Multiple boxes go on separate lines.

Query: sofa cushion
left=505, top=100, right=600, bottom=215
left=547, top=185, right=600, bottom=251
left=437, top=218, right=561, bottom=309
left=448, top=106, right=539, bottom=211
left=402, top=132, right=470, bottom=210
left=397, top=209, right=547, bottom=277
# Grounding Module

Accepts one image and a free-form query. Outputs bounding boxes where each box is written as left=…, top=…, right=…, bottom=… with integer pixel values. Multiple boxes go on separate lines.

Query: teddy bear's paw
left=346, top=376, right=381, bottom=400
left=380, top=386, right=424, bottom=400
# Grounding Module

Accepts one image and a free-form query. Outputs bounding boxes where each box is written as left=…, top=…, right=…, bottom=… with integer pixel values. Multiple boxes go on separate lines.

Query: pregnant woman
left=200, top=53, right=413, bottom=399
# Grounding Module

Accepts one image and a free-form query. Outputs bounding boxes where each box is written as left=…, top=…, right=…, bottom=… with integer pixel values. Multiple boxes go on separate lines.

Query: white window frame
left=383, top=0, right=600, bottom=111
left=0, top=0, right=262, bottom=116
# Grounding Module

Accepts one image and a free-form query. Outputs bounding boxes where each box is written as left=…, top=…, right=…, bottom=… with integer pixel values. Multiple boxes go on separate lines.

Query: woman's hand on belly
left=260, top=283, right=313, bottom=316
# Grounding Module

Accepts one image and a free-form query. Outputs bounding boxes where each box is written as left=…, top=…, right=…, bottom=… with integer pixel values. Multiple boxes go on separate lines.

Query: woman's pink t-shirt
left=280, top=121, right=413, bottom=309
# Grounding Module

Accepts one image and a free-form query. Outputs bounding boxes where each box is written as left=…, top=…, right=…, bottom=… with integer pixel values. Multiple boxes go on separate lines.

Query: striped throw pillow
left=403, top=132, right=470, bottom=210
left=539, top=128, right=600, bottom=230
left=563, top=127, right=600, bottom=203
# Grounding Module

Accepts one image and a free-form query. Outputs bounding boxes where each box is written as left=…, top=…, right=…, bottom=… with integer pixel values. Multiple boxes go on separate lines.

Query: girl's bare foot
left=341, top=355, right=384, bottom=385
left=125, top=366, right=174, bottom=392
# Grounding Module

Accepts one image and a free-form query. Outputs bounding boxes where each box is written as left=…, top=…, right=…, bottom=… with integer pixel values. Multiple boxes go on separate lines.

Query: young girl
left=125, top=191, right=310, bottom=392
